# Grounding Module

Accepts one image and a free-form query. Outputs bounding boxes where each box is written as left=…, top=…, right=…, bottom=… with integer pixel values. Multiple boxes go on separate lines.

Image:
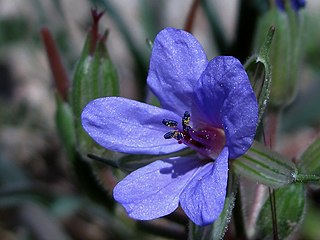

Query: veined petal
left=147, top=27, right=208, bottom=116
left=179, top=147, right=229, bottom=226
left=81, top=97, right=186, bottom=155
left=113, top=156, right=204, bottom=220
left=193, top=56, right=258, bottom=158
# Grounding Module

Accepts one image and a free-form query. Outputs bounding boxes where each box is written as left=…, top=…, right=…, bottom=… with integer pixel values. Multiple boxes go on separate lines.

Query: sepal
left=233, top=141, right=297, bottom=188
left=245, top=26, right=274, bottom=124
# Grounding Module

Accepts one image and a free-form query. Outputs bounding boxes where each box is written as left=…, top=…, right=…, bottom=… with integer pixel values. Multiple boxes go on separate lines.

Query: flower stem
left=268, top=188, right=279, bottom=240
left=295, top=174, right=320, bottom=183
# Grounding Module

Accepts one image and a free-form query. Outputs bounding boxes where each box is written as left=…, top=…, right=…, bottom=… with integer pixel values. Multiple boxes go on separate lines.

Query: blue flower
left=81, top=28, right=258, bottom=226
left=276, top=0, right=306, bottom=12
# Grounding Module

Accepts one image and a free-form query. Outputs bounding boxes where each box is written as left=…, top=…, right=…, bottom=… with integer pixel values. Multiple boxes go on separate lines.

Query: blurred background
left=0, top=0, right=320, bottom=239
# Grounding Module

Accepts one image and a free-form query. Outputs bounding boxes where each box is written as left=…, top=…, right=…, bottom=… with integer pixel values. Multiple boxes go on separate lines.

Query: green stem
left=268, top=188, right=279, bottom=240
left=295, top=174, right=320, bottom=183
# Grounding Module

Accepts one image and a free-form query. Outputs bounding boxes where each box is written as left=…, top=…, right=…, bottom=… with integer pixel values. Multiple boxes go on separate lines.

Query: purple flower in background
left=81, top=28, right=258, bottom=225
left=276, top=0, right=306, bottom=11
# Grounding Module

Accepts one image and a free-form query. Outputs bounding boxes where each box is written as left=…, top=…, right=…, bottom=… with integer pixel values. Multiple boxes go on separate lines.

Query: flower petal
left=81, top=97, right=186, bottom=155
left=147, top=27, right=208, bottom=116
left=290, top=0, right=305, bottom=11
left=179, top=147, right=229, bottom=226
left=193, top=56, right=258, bottom=158
left=113, top=156, right=204, bottom=220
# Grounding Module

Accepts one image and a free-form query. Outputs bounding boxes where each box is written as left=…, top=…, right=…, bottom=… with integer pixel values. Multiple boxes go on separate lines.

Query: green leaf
left=189, top=171, right=237, bottom=240
left=301, top=203, right=320, bottom=240
left=245, top=26, right=274, bottom=124
left=255, top=184, right=306, bottom=240
left=299, top=137, right=320, bottom=175
left=233, top=141, right=297, bottom=188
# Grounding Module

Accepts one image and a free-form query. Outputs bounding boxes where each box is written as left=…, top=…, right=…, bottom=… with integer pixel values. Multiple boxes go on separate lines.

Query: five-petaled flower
left=81, top=28, right=258, bottom=226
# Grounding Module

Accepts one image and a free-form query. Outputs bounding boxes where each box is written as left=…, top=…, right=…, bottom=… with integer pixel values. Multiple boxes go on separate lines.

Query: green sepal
left=189, top=170, right=237, bottom=240
left=55, top=95, right=76, bottom=162
left=255, top=184, right=306, bottom=240
left=71, top=30, right=119, bottom=154
left=299, top=137, right=320, bottom=176
left=233, top=141, right=297, bottom=188
left=245, top=26, right=274, bottom=124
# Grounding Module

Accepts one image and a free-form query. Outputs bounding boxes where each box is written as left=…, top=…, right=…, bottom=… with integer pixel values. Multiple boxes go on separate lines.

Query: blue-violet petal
left=147, top=27, right=208, bottom=116
left=81, top=97, right=186, bottom=155
left=193, top=56, right=258, bottom=158
left=113, top=156, right=203, bottom=220
left=179, top=147, right=229, bottom=226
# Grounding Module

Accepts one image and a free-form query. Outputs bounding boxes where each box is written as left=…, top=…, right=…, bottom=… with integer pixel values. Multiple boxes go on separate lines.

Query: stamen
left=162, top=119, right=178, bottom=127
left=182, top=111, right=191, bottom=130
left=162, top=111, right=226, bottom=158
left=164, top=130, right=183, bottom=140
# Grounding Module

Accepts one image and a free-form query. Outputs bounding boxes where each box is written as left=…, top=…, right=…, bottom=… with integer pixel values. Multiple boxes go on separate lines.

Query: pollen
left=164, top=130, right=183, bottom=140
left=162, top=119, right=178, bottom=127
left=182, top=111, right=191, bottom=130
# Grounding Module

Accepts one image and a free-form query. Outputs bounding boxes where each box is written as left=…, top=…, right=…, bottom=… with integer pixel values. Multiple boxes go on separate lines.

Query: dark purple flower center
left=162, top=111, right=226, bottom=158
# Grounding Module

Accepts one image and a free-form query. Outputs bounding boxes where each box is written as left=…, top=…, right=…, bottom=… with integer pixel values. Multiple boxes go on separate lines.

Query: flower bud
left=71, top=9, right=119, bottom=152
left=254, top=4, right=305, bottom=109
